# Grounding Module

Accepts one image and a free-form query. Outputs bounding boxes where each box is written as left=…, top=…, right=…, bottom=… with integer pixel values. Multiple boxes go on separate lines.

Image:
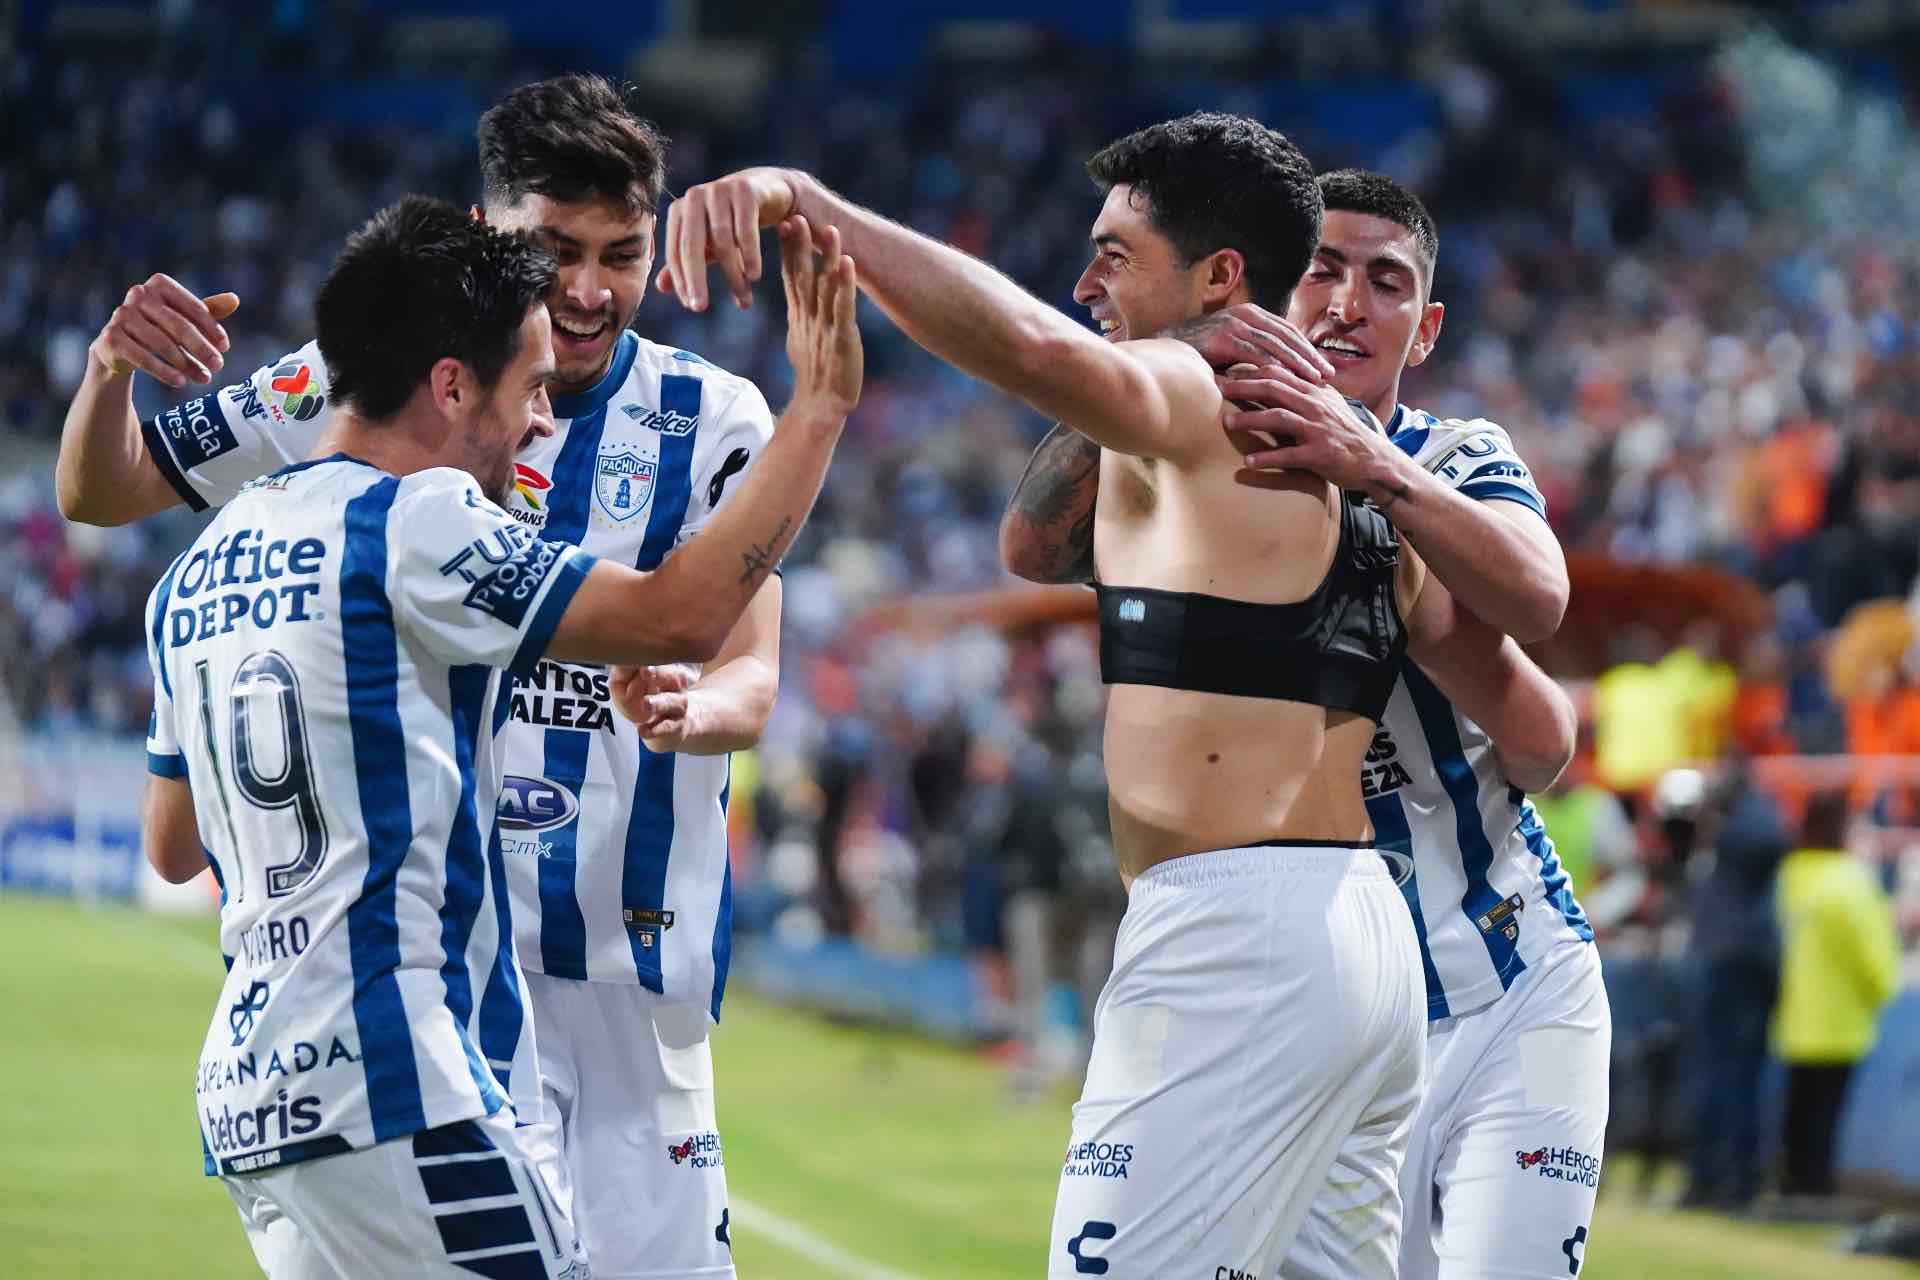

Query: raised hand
left=656, top=167, right=803, bottom=312
left=778, top=216, right=862, bottom=421
left=94, top=274, right=238, bottom=390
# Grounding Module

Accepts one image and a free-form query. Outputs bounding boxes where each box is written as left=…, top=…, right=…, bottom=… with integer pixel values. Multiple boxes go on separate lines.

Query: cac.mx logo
left=595, top=448, right=657, bottom=523
left=1067, top=1220, right=1116, bottom=1274
left=228, top=981, right=270, bottom=1046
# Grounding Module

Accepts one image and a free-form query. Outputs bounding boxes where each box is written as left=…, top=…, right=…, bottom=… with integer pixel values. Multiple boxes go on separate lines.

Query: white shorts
left=518, top=973, right=733, bottom=1280
left=1048, top=844, right=1425, bottom=1279
left=223, top=1108, right=588, bottom=1279
left=1399, top=939, right=1611, bottom=1280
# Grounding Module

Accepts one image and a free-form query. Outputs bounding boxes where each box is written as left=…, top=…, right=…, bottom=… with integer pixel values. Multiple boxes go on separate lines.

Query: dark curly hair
left=478, top=73, right=668, bottom=215
left=1318, top=168, right=1439, bottom=281
left=317, top=196, right=557, bottom=421
left=1085, top=112, right=1321, bottom=308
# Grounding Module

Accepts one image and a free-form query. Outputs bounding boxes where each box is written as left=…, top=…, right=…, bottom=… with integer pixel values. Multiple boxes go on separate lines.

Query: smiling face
left=1073, top=185, right=1220, bottom=344
left=489, top=193, right=654, bottom=394
left=1287, top=209, right=1444, bottom=422
left=459, top=305, right=558, bottom=504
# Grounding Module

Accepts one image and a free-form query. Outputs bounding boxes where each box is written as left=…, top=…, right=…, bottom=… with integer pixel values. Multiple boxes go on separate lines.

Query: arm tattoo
left=1006, top=423, right=1100, bottom=584
left=737, top=514, right=794, bottom=585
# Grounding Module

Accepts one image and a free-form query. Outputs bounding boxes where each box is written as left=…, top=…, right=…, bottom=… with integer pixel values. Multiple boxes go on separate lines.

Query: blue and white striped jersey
left=144, top=459, right=595, bottom=1174
left=143, top=331, right=774, bottom=1019
left=1370, top=406, right=1593, bottom=1020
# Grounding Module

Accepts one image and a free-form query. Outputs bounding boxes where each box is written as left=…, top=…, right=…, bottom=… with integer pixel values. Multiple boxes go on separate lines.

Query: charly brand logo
left=228, top=981, right=270, bottom=1046
left=1562, top=1225, right=1587, bottom=1275
left=497, top=775, right=579, bottom=832
left=595, top=448, right=657, bottom=522
left=1067, top=1221, right=1116, bottom=1275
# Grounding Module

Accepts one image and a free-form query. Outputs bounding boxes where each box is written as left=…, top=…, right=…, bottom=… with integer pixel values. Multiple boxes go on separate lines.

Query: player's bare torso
left=1093, top=359, right=1418, bottom=883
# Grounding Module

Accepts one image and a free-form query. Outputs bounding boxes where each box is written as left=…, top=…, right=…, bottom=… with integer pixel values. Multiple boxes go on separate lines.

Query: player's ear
left=427, top=356, right=471, bottom=415
left=1198, top=248, right=1245, bottom=306
left=1407, top=299, right=1444, bottom=369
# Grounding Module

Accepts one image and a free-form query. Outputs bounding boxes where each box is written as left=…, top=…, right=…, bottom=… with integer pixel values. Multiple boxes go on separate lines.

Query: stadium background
left=3, top=0, right=1920, bottom=1275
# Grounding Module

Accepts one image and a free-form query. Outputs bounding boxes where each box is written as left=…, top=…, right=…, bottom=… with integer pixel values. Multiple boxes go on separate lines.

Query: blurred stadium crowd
left=4, top=0, right=1920, bottom=1204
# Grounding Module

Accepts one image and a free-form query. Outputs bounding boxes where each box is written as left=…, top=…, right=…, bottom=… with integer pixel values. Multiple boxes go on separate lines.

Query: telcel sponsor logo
left=497, top=775, right=579, bottom=832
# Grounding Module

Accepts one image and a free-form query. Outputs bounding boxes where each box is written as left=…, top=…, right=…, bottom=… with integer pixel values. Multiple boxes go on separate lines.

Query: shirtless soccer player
left=62, top=75, right=786, bottom=1279
left=657, top=115, right=1575, bottom=1278
left=1003, top=169, right=1609, bottom=1280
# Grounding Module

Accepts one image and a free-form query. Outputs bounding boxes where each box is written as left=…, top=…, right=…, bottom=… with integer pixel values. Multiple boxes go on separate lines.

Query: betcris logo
left=497, top=775, right=579, bottom=832
left=156, top=395, right=239, bottom=464
left=203, top=1090, right=324, bottom=1156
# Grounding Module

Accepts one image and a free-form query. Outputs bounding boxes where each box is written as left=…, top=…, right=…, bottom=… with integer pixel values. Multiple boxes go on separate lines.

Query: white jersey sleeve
left=141, top=340, right=334, bottom=511
left=143, top=554, right=189, bottom=780
left=386, top=468, right=598, bottom=677
left=1393, top=410, right=1547, bottom=521
left=673, top=379, right=776, bottom=548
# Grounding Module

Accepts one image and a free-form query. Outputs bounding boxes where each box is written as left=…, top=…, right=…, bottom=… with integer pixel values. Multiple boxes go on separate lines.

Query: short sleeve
left=386, top=470, right=598, bottom=676
left=675, top=379, right=776, bottom=548
left=1398, top=415, right=1548, bottom=522
left=145, top=555, right=188, bottom=779
left=142, top=340, right=334, bottom=511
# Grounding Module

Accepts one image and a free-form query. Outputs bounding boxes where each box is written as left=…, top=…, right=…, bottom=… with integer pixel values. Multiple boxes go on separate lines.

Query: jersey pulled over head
left=478, top=73, right=669, bottom=392
left=314, top=196, right=559, bottom=506
left=1074, top=112, right=1322, bottom=344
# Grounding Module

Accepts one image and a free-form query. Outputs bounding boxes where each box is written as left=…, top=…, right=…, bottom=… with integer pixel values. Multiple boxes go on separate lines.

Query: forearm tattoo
left=737, top=514, right=794, bottom=585
left=1006, top=423, right=1099, bottom=584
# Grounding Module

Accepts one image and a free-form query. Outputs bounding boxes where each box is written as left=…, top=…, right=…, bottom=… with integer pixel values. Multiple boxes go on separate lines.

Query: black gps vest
left=1094, top=488, right=1408, bottom=721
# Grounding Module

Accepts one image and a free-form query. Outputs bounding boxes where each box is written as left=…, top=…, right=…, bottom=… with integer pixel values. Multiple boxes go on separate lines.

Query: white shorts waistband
left=1131, top=842, right=1388, bottom=892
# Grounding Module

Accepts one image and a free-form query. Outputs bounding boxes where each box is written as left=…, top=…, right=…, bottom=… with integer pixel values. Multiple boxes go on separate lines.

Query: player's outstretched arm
left=1402, top=560, right=1576, bottom=793
left=997, top=306, right=1335, bottom=582
left=657, top=168, right=1214, bottom=464
left=548, top=217, right=857, bottom=667
left=141, top=775, right=207, bottom=884
left=57, top=277, right=237, bottom=525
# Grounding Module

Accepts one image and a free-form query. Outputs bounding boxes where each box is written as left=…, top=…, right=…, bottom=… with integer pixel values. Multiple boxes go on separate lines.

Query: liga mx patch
left=595, top=448, right=657, bottom=523
left=1476, top=893, right=1525, bottom=944
left=623, top=907, right=674, bottom=950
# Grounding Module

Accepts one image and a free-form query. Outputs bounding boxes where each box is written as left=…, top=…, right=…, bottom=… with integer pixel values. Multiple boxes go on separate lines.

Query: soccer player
left=1001, top=170, right=1608, bottom=1280
left=657, top=116, right=1575, bottom=1278
left=140, top=197, right=856, bottom=1277
left=63, top=76, right=779, bottom=1277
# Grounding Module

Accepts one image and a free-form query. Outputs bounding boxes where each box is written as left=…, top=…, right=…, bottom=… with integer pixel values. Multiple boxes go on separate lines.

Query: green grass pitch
left=1, top=895, right=1909, bottom=1278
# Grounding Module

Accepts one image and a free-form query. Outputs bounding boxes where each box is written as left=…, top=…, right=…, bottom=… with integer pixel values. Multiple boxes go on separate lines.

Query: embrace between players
left=63, top=74, right=1608, bottom=1280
